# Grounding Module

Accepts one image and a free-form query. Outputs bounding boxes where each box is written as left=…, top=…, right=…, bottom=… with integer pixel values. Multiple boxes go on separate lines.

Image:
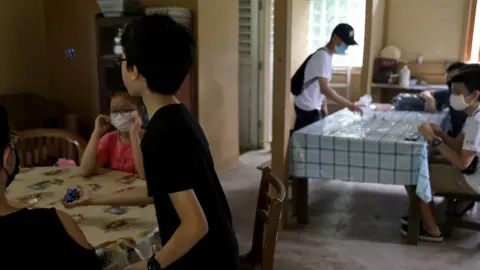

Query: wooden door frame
left=464, top=0, right=477, bottom=61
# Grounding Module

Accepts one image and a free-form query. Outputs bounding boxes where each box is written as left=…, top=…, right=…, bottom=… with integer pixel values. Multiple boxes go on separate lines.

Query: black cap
left=332, top=23, right=357, bottom=46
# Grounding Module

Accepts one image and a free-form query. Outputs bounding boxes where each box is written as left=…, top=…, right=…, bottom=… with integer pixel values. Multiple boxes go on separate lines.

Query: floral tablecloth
left=6, top=167, right=158, bottom=248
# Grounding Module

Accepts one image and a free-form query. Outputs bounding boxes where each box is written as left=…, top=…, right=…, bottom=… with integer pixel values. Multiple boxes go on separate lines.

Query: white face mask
left=449, top=94, right=469, bottom=111
left=110, top=111, right=138, bottom=132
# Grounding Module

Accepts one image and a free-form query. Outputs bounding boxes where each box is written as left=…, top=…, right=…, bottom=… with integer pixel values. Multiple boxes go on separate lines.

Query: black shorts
left=293, top=106, right=322, bottom=131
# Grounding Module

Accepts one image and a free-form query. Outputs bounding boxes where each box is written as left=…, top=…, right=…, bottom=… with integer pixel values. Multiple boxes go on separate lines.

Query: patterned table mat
left=6, top=167, right=158, bottom=247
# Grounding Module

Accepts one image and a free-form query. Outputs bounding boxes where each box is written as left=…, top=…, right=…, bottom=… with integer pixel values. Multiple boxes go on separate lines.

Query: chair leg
left=444, top=197, right=455, bottom=238
left=407, top=190, right=420, bottom=245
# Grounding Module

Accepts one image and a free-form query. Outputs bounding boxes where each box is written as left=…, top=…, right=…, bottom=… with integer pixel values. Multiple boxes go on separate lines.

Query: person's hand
left=94, top=115, right=111, bottom=136
left=347, top=103, right=363, bottom=113
left=124, top=260, right=147, bottom=270
left=61, top=184, right=94, bottom=209
left=424, top=98, right=437, bottom=113
left=418, top=122, right=435, bottom=141
left=129, top=116, right=143, bottom=137
left=428, top=123, right=442, bottom=134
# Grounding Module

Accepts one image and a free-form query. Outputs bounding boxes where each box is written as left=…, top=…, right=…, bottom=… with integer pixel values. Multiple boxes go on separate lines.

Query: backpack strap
left=302, top=47, right=329, bottom=89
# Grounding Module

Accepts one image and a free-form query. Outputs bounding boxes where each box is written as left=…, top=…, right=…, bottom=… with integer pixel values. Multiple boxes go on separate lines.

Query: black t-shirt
left=0, top=208, right=101, bottom=270
left=141, top=103, right=239, bottom=269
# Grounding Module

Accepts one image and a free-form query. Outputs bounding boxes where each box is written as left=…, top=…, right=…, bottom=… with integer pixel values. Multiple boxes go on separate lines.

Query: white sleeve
left=462, top=118, right=480, bottom=152
left=307, top=51, right=331, bottom=80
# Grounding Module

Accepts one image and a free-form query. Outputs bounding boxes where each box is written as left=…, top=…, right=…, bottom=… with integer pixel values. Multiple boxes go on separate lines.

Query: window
left=308, top=0, right=366, bottom=68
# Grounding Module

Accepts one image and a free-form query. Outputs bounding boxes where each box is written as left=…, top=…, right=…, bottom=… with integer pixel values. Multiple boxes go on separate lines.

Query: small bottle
left=113, top=28, right=123, bottom=56
left=399, top=62, right=411, bottom=87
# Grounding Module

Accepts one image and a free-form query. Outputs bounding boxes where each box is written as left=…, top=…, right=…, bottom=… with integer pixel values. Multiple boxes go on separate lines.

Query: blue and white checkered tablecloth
left=289, top=108, right=449, bottom=202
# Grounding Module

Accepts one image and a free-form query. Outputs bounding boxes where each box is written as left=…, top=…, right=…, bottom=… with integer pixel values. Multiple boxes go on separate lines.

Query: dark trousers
left=293, top=106, right=321, bottom=131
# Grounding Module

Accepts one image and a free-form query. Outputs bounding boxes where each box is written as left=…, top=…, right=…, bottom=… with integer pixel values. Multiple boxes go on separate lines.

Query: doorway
left=238, top=0, right=269, bottom=152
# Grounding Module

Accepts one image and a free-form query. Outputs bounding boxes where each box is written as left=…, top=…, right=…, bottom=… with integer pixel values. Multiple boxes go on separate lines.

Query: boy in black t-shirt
left=64, top=14, right=239, bottom=270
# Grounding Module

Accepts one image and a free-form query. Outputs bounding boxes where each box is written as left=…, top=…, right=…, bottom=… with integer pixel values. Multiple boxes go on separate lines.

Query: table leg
left=444, top=197, right=455, bottom=238
left=295, top=177, right=309, bottom=224
left=407, top=187, right=420, bottom=245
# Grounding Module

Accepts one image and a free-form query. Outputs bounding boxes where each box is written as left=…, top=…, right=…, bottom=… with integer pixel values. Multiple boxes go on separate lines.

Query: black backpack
left=291, top=48, right=327, bottom=96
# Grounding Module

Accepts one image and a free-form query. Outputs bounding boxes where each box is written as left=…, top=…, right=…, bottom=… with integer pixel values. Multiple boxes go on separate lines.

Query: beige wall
left=42, top=0, right=238, bottom=171
left=357, top=0, right=470, bottom=97
left=0, top=1, right=50, bottom=97
left=385, top=0, right=470, bottom=62
left=196, top=0, right=239, bottom=170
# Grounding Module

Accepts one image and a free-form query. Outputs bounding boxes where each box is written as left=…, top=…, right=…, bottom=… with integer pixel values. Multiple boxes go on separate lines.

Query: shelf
left=96, top=13, right=144, bottom=27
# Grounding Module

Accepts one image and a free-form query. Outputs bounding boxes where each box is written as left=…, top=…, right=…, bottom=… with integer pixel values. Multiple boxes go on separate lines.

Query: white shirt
left=294, top=49, right=333, bottom=111
left=461, top=106, right=480, bottom=193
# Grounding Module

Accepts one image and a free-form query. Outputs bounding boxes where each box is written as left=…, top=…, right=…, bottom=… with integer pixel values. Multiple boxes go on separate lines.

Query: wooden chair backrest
left=247, top=167, right=286, bottom=270
left=16, top=129, right=87, bottom=167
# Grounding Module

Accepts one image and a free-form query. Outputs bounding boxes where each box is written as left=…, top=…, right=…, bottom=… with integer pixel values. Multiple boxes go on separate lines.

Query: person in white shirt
left=402, top=68, right=480, bottom=242
left=293, top=23, right=362, bottom=131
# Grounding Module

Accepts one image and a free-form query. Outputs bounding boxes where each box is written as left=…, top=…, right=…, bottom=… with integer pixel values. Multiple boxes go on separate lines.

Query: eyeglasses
left=110, top=109, right=136, bottom=115
left=113, top=57, right=126, bottom=66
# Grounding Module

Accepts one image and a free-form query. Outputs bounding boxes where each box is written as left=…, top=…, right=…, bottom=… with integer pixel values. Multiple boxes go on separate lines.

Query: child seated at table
left=0, top=104, right=102, bottom=269
left=404, top=68, right=480, bottom=242
left=80, top=88, right=145, bottom=178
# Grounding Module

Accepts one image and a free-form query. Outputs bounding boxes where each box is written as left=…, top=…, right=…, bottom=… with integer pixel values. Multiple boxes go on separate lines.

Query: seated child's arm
left=80, top=132, right=106, bottom=176
left=432, top=123, right=462, bottom=153
left=80, top=117, right=111, bottom=176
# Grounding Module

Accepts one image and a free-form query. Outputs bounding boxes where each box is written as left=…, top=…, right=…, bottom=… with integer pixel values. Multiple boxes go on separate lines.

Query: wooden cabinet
left=95, top=13, right=196, bottom=117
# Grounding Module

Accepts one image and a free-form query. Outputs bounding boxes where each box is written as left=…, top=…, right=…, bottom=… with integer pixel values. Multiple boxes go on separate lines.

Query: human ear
left=131, top=65, right=140, bottom=80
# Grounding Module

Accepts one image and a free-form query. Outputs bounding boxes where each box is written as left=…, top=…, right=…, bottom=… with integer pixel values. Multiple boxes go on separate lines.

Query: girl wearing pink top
left=80, top=91, right=145, bottom=178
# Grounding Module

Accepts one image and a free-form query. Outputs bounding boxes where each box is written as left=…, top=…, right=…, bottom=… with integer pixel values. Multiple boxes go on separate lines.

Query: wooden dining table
left=6, top=166, right=158, bottom=248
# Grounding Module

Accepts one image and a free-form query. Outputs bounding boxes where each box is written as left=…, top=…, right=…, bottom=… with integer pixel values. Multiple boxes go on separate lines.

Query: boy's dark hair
left=446, top=62, right=466, bottom=72
left=461, top=63, right=480, bottom=71
left=121, top=14, right=196, bottom=95
left=450, top=68, right=480, bottom=96
left=0, top=104, right=10, bottom=164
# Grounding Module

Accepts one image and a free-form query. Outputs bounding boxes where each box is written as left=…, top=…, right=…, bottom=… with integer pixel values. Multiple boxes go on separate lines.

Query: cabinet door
left=176, top=72, right=195, bottom=115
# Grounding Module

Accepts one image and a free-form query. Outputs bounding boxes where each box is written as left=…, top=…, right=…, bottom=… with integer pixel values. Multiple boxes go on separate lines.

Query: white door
left=239, top=0, right=264, bottom=151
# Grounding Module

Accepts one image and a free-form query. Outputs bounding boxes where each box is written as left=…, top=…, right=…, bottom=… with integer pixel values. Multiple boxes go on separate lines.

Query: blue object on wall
left=65, top=48, right=76, bottom=60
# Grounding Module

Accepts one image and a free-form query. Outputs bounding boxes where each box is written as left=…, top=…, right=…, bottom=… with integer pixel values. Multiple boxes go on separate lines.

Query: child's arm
left=79, top=132, right=102, bottom=176
left=80, top=115, right=110, bottom=176
left=130, top=118, right=145, bottom=179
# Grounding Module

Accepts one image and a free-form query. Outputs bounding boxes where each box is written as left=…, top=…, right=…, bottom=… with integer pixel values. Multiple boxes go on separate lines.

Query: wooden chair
left=436, top=192, right=480, bottom=237
left=16, top=128, right=87, bottom=167
left=240, top=167, right=286, bottom=270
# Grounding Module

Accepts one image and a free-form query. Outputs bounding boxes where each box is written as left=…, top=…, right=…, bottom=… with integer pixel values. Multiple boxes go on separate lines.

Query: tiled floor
left=220, top=150, right=480, bottom=270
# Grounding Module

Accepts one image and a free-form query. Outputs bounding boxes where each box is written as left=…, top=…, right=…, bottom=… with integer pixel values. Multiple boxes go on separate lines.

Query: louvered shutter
left=239, top=0, right=259, bottom=150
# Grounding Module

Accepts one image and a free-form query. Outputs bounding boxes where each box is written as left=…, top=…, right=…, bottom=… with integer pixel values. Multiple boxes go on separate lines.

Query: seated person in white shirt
left=401, top=68, right=480, bottom=243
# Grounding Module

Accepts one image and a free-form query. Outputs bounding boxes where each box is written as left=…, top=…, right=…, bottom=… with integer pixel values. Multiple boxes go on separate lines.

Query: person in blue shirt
left=420, top=62, right=467, bottom=137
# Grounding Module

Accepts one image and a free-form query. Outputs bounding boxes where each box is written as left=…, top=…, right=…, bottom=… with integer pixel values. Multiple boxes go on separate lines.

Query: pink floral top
left=97, top=131, right=136, bottom=174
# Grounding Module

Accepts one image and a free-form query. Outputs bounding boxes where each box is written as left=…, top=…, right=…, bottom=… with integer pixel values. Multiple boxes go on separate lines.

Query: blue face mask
left=335, top=44, right=348, bottom=54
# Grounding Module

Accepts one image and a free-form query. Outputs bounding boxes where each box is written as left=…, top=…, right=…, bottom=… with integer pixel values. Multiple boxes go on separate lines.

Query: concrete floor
left=220, top=150, right=480, bottom=270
